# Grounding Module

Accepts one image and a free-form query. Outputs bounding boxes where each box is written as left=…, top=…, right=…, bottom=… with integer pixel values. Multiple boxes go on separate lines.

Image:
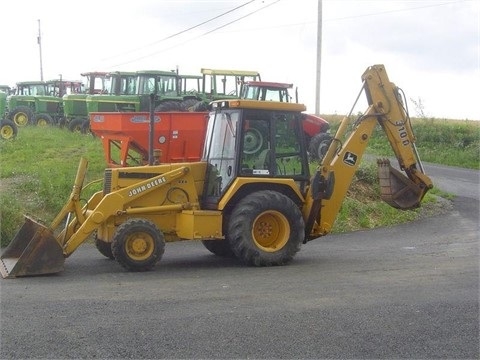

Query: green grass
left=1, top=117, right=478, bottom=247
left=0, top=127, right=106, bottom=245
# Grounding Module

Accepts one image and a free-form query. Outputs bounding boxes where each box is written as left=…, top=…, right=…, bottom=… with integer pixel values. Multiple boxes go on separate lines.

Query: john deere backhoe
left=0, top=64, right=433, bottom=278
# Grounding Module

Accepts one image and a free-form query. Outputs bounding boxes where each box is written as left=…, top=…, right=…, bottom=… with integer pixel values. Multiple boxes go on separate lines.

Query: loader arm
left=0, top=160, right=195, bottom=278
left=60, top=165, right=194, bottom=256
left=304, top=64, right=433, bottom=239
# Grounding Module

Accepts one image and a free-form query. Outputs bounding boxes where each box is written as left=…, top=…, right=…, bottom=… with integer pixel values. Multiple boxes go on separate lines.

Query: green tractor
left=62, top=71, right=109, bottom=132
left=5, top=80, right=82, bottom=127
left=84, top=71, right=137, bottom=113
left=46, top=79, right=83, bottom=98
left=189, top=68, right=262, bottom=111
left=85, top=70, right=203, bottom=116
left=0, top=85, right=12, bottom=95
left=0, top=89, right=17, bottom=139
left=6, top=81, right=49, bottom=126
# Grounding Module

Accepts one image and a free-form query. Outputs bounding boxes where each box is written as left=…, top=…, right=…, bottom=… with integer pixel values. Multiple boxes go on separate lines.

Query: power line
left=225, top=0, right=468, bottom=34
left=109, top=0, right=281, bottom=68
left=102, top=0, right=256, bottom=62
left=323, top=0, right=467, bottom=22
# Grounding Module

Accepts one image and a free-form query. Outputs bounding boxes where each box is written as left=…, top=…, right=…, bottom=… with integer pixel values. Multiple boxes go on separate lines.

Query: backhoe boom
left=306, top=64, right=433, bottom=238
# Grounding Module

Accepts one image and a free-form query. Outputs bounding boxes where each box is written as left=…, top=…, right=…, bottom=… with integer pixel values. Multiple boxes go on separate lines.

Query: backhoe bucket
left=377, top=159, right=423, bottom=210
left=0, top=216, right=65, bottom=278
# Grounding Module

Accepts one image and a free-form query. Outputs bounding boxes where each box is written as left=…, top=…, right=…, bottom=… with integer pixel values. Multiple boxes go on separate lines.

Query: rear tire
left=227, top=190, right=304, bottom=266
left=191, top=100, right=209, bottom=112
left=35, top=113, right=53, bottom=126
left=243, top=127, right=264, bottom=155
left=81, top=119, right=91, bottom=134
left=155, top=101, right=182, bottom=112
left=111, top=218, right=165, bottom=272
left=180, top=98, right=200, bottom=111
left=308, top=132, right=332, bottom=161
left=10, top=106, right=33, bottom=126
left=68, top=118, right=86, bottom=133
left=0, top=119, right=17, bottom=139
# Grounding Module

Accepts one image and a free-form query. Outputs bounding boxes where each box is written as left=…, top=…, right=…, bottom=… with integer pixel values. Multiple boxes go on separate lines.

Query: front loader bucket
left=377, top=159, right=424, bottom=210
left=0, top=216, right=65, bottom=278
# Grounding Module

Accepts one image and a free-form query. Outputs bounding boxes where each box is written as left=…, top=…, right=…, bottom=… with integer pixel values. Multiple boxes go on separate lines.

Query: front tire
left=95, top=237, right=114, bottom=259
left=111, top=218, right=165, bottom=272
left=0, top=119, right=18, bottom=139
left=227, top=190, right=305, bottom=266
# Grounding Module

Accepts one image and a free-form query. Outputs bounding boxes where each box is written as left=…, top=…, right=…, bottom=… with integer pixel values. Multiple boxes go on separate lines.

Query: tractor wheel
left=35, top=113, right=53, bottom=126
left=201, top=240, right=236, bottom=258
left=227, top=190, right=305, bottom=266
left=68, top=118, right=86, bottom=133
left=243, top=127, right=264, bottom=155
left=180, top=98, right=200, bottom=111
left=95, top=237, right=114, bottom=260
left=10, top=106, right=33, bottom=126
left=191, top=100, right=209, bottom=112
left=308, top=132, right=332, bottom=162
left=111, top=218, right=165, bottom=272
left=0, top=119, right=18, bottom=140
left=81, top=119, right=91, bottom=135
left=57, top=117, right=67, bottom=128
left=155, top=101, right=182, bottom=112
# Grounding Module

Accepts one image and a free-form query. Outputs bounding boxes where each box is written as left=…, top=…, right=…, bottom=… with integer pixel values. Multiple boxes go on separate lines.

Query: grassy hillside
left=0, top=117, right=477, bottom=246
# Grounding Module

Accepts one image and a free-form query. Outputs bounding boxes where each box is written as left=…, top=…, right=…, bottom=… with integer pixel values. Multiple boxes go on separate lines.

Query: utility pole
left=315, top=0, right=322, bottom=115
left=37, top=19, right=44, bottom=81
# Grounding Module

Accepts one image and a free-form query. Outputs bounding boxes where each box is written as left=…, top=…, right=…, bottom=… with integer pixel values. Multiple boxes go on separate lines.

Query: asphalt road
left=1, top=164, right=478, bottom=359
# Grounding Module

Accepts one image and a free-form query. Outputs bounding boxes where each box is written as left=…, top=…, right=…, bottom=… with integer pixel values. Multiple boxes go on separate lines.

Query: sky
left=1, top=0, right=479, bottom=120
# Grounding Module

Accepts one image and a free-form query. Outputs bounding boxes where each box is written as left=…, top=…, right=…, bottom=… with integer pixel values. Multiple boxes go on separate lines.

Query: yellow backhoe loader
left=0, top=64, right=433, bottom=278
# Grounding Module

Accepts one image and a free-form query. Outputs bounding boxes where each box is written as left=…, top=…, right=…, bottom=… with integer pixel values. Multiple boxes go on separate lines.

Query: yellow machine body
left=1, top=64, right=433, bottom=278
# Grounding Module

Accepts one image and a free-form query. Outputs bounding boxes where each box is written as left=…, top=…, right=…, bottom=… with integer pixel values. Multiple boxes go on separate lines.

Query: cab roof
left=211, top=99, right=306, bottom=112
left=201, top=68, right=260, bottom=77
left=244, top=81, right=293, bottom=89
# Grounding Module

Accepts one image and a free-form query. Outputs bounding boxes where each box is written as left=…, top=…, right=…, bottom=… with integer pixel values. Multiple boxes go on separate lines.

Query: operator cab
left=202, top=99, right=310, bottom=208
left=241, top=81, right=295, bottom=103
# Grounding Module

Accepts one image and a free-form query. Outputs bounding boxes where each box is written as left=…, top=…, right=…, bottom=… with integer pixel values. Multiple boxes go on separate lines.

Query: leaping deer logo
left=343, top=152, right=357, bottom=166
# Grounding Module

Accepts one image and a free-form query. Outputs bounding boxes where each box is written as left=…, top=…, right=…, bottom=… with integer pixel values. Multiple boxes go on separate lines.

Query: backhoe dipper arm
left=361, top=65, right=433, bottom=191
left=305, top=64, right=433, bottom=240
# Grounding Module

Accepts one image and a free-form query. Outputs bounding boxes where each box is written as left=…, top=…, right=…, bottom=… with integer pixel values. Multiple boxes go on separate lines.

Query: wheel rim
left=243, top=128, right=263, bottom=154
left=37, top=119, right=49, bottom=126
left=252, top=210, right=290, bottom=252
left=1, top=125, right=14, bottom=139
left=125, top=232, right=155, bottom=261
left=14, top=113, right=28, bottom=126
